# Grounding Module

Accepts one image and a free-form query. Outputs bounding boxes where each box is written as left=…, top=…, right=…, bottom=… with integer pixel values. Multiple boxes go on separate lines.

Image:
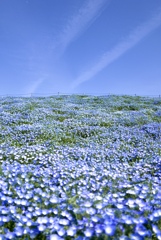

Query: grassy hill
left=0, top=95, right=161, bottom=239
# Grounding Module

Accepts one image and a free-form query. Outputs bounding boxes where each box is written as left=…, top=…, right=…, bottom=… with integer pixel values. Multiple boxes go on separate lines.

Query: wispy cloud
left=28, top=0, right=109, bottom=94
left=25, top=75, right=48, bottom=94
left=54, top=0, right=110, bottom=52
left=70, top=9, right=161, bottom=90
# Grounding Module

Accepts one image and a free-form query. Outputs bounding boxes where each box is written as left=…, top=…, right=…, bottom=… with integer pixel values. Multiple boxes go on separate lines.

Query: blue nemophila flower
left=67, top=226, right=77, bottom=236
left=26, top=219, right=33, bottom=227
left=1, top=207, right=9, bottom=214
left=50, top=195, right=59, bottom=204
left=49, top=234, right=63, bottom=240
left=84, top=201, right=92, bottom=208
left=28, top=206, right=34, bottom=212
left=95, top=202, right=104, bottom=210
left=135, top=199, right=147, bottom=208
left=59, top=218, right=69, bottom=226
left=42, top=209, right=49, bottom=215
left=135, top=224, right=150, bottom=237
left=104, top=224, right=116, bottom=236
left=53, top=223, right=61, bottom=231
left=53, top=209, right=59, bottom=214
left=8, top=206, right=16, bottom=214
left=5, top=232, right=16, bottom=239
left=38, top=224, right=46, bottom=231
left=1, top=215, right=10, bottom=222
left=153, top=209, right=161, bottom=218
left=152, top=224, right=161, bottom=235
left=130, top=233, right=144, bottom=240
left=126, top=198, right=136, bottom=208
left=29, top=228, right=40, bottom=238
left=116, top=203, right=124, bottom=209
left=25, top=211, right=33, bottom=218
left=0, top=235, right=5, bottom=240
left=84, top=228, right=94, bottom=237
left=7, top=198, right=14, bottom=204
left=95, top=224, right=104, bottom=234
left=91, top=216, right=99, bottom=223
left=21, top=216, right=28, bottom=223
left=157, top=233, right=161, bottom=240
left=86, top=207, right=96, bottom=215
left=20, top=199, right=28, bottom=206
left=57, top=228, right=66, bottom=237
left=137, top=216, right=148, bottom=225
left=36, top=216, right=48, bottom=224
left=14, top=226, right=24, bottom=237
left=48, top=217, right=55, bottom=224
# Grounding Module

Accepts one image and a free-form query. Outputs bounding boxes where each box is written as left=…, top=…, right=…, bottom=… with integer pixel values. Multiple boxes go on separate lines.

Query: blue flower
left=104, top=224, right=116, bottom=236
left=14, top=226, right=24, bottom=237
left=49, top=234, right=63, bottom=240
left=67, top=226, right=77, bottom=236
left=84, top=228, right=94, bottom=237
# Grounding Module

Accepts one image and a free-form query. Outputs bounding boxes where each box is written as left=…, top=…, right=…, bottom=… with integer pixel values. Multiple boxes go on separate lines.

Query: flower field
left=0, top=94, right=161, bottom=240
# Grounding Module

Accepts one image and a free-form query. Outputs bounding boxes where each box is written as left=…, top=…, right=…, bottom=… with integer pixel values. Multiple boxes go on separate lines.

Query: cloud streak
left=25, top=76, right=48, bottom=95
left=29, top=0, right=109, bottom=94
left=70, top=9, right=161, bottom=90
left=54, top=0, right=110, bottom=52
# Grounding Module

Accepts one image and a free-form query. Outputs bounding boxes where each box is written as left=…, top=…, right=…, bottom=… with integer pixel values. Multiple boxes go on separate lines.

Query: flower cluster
left=0, top=95, right=161, bottom=239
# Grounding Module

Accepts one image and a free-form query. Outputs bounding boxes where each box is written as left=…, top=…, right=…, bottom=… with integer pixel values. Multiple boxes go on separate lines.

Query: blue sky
left=1, top=0, right=161, bottom=96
